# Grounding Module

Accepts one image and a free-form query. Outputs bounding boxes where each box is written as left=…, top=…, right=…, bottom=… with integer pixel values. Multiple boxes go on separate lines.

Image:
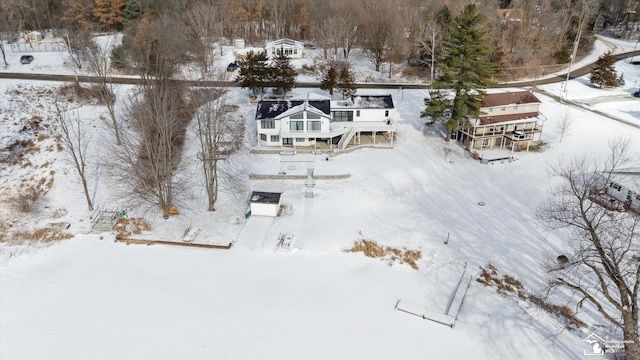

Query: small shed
left=25, top=31, right=42, bottom=44
left=249, top=191, right=282, bottom=217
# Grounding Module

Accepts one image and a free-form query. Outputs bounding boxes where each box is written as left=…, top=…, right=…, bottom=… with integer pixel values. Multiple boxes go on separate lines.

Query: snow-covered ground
left=1, top=35, right=639, bottom=360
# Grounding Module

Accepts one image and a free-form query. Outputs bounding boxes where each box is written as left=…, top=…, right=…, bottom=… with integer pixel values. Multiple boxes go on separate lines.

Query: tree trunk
left=81, top=176, right=93, bottom=211
left=623, top=309, right=640, bottom=360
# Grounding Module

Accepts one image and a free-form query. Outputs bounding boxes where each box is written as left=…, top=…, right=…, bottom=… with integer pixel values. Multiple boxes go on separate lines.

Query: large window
left=295, top=138, right=306, bottom=142
left=270, top=135, right=280, bottom=142
left=307, top=112, right=320, bottom=119
left=261, top=120, right=275, bottom=129
left=332, top=111, right=353, bottom=122
left=283, top=137, right=293, bottom=145
left=290, top=121, right=304, bottom=131
left=290, top=113, right=303, bottom=119
left=308, top=121, right=321, bottom=131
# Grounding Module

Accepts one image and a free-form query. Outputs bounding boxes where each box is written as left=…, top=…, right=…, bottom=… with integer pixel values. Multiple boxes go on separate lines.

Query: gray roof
left=250, top=191, right=282, bottom=204
left=255, top=100, right=330, bottom=120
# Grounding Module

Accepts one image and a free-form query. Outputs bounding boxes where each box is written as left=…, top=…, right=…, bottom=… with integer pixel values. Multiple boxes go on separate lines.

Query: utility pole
left=562, top=15, right=585, bottom=100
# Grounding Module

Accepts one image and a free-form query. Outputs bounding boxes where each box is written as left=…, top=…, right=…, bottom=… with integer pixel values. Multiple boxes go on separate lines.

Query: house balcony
left=458, top=124, right=543, bottom=140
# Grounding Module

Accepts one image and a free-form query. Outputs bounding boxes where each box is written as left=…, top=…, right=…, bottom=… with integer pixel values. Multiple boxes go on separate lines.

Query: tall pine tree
left=320, top=66, right=338, bottom=98
left=589, top=51, right=618, bottom=88
left=337, top=66, right=356, bottom=99
left=270, top=52, right=297, bottom=97
left=421, top=4, right=495, bottom=141
left=236, top=51, right=270, bottom=95
left=122, top=0, right=142, bottom=25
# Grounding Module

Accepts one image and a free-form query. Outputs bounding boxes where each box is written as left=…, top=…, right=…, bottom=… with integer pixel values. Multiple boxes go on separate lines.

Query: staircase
left=337, top=126, right=357, bottom=150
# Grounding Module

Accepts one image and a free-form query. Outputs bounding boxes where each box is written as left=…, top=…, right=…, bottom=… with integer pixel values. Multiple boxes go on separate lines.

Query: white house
left=249, top=191, right=282, bottom=217
left=593, top=169, right=640, bottom=214
left=265, top=38, right=304, bottom=59
left=455, top=91, right=544, bottom=153
left=255, top=95, right=396, bottom=150
left=25, top=31, right=42, bottom=44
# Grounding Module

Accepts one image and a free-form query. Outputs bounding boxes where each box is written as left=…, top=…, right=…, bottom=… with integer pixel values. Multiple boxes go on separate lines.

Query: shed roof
left=250, top=191, right=282, bottom=204
left=255, top=100, right=330, bottom=120
left=481, top=91, right=540, bottom=108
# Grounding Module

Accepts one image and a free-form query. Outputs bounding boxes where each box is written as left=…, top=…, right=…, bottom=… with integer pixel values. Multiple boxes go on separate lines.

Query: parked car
left=633, top=91, right=639, bottom=98
left=226, top=62, right=238, bottom=72
left=20, top=55, right=34, bottom=64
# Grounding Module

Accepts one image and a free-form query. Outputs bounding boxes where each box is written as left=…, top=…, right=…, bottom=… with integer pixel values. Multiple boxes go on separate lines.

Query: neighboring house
left=24, top=31, right=42, bottom=44
left=455, top=91, right=544, bottom=153
left=255, top=95, right=396, bottom=150
left=265, top=38, right=304, bottom=59
left=591, top=169, right=640, bottom=214
left=496, top=9, right=523, bottom=24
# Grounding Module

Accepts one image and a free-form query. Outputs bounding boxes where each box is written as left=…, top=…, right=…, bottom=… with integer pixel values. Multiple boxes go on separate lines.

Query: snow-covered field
left=1, top=35, right=639, bottom=360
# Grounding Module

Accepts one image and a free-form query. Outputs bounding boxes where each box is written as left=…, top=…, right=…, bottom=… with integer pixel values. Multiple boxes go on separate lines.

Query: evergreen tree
left=93, top=0, right=125, bottom=31
left=122, top=0, right=142, bottom=25
left=236, top=51, right=270, bottom=95
left=589, top=51, right=618, bottom=88
left=421, top=4, right=495, bottom=141
left=270, top=52, right=297, bottom=97
left=337, top=66, right=356, bottom=99
left=320, top=66, right=338, bottom=97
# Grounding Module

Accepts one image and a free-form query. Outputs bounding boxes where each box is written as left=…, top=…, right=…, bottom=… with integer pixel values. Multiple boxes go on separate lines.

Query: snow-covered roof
left=255, top=99, right=330, bottom=120
left=250, top=191, right=282, bottom=204
left=331, top=95, right=394, bottom=109
left=266, top=38, right=303, bottom=49
left=274, top=101, right=329, bottom=120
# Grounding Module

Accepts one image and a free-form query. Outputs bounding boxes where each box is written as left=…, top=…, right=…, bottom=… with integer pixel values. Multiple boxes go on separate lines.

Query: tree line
left=1, top=0, right=639, bottom=80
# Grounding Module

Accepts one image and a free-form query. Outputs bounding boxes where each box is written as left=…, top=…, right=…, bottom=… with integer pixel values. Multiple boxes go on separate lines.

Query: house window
left=291, top=113, right=303, bottom=119
left=295, top=138, right=306, bottom=142
left=308, top=121, right=321, bottom=130
left=482, top=138, right=490, bottom=147
left=261, top=120, right=275, bottom=129
left=356, top=110, right=360, bottom=117
left=609, top=182, right=622, bottom=191
left=270, top=135, right=280, bottom=142
left=501, top=107, right=506, bottom=111
left=290, top=121, right=304, bottom=131
left=332, top=111, right=353, bottom=122
left=514, top=105, right=519, bottom=110
left=260, top=134, right=267, bottom=141
left=283, top=137, right=293, bottom=145
left=294, top=49, right=298, bottom=54
left=385, top=110, right=389, bottom=117
left=307, top=112, right=320, bottom=119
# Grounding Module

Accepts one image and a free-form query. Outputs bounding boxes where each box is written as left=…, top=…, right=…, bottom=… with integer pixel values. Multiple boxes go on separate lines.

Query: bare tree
left=184, top=2, right=222, bottom=78
left=54, top=101, right=93, bottom=211
left=420, top=23, right=442, bottom=82
left=108, top=80, right=190, bottom=218
left=85, top=37, right=120, bottom=145
left=557, top=110, right=573, bottom=143
left=537, top=138, right=639, bottom=359
left=193, top=91, right=245, bottom=211
left=0, top=34, right=8, bottom=66
left=359, top=10, right=394, bottom=73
